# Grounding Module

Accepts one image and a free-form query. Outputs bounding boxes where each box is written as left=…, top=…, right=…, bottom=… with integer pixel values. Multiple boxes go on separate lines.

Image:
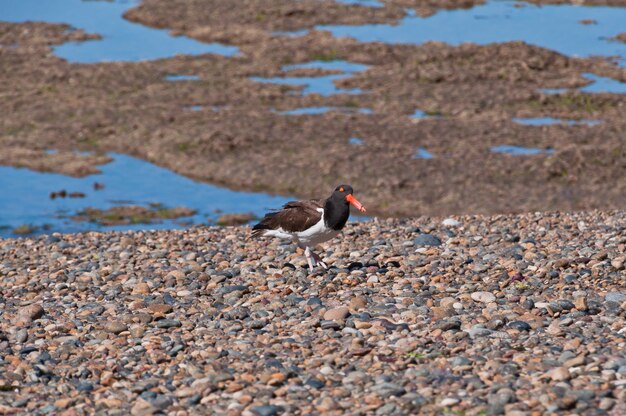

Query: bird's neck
left=324, top=198, right=349, bottom=231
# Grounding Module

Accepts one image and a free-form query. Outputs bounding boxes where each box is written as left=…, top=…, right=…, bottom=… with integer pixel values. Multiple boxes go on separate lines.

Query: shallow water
left=413, top=147, right=434, bottom=159
left=336, top=0, right=383, bottom=8
left=580, top=73, right=626, bottom=93
left=164, top=74, right=201, bottom=81
left=280, top=106, right=372, bottom=115
left=0, top=153, right=293, bottom=237
left=491, top=145, right=555, bottom=156
left=320, top=1, right=626, bottom=66
left=272, top=29, right=310, bottom=37
left=348, top=137, right=364, bottom=145
left=0, top=0, right=239, bottom=63
left=251, top=60, right=368, bottom=96
left=513, top=117, right=601, bottom=126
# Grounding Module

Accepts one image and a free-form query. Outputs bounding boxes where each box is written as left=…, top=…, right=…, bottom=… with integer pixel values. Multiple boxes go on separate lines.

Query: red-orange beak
left=346, top=194, right=366, bottom=213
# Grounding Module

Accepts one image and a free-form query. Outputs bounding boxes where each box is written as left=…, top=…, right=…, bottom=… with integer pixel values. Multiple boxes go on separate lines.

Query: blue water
left=283, top=61, right=368, bottom=72
left=164, top=74, right=200, bottom=81
left=411, top=109, right=427, bottom=118
left=0, top=0, right=239, bottom=63
left=539, top=88, right=568, bottom=94
left=0, top=153, right=293, bottom=237
left=491, top=145, right=555, bottom=156
left=251, top=60, right=368, bottom=96
left=272, top=29, right=310, bottom=37
left=336, top=0, right=384, bottom=8
left=320, top=1, right=626, bottom=66
left=348, top=137, right=364, bottom=145
left=513, top=117, right=601, bottom=126
left=280, top=106, right=373, bottom=115
left=580, top=73, right=626, bottom=93
left=413, top=147, right=434, bottom=159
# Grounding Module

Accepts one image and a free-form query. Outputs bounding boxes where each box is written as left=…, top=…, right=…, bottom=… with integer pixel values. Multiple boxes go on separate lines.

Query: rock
left=563, top=355, right=586, bottom=368
left=132, top=282, right=151, bottom=295
left=371, top=382, right=406, bottom=398
left=471, top=291, right=496, bottom=303
left=320, top=320, right=342, bottom=330
left=508, top=321, right=531, bottom=331
left=15, top=328, right=28, bottom=343
left=250, top=405, right=285, bottom=416
left=324, top=306, right=350, bottom=321
left=18, top=304, right=45, bottom=322
left=349, top=297, right=367, bottom=311
left=305, top=377, right=325, bottom=389
left=105, top=321, right=128, bottom=334
left=574, top=296, right=588, bottom=311
left=413, top=234, right=442, bottom=247
left=439, top=398, right=460, bottom=407
left=147, top=304, right=173, bottom=315
left=156, top=319, right=182, bottom=328
left=611, top=259, right=624, bottom=270
left=131, top=398, right=156, bottom=416
left=605, top=292, right=626, bottom=303
left=435, top=319, right=461, bottom=331
left=547, top=367, right=570, bottom=381
left=555, top=258, right=570, bottom=268
left=442, top=218, right=460, bottom=227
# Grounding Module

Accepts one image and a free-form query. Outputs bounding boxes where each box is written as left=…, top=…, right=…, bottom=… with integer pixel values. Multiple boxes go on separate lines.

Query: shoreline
left=0, top=209, right=624, bottom=414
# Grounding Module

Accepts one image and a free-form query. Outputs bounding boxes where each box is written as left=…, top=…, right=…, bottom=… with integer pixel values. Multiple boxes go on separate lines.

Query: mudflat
left=1, top=1, right=625, bottom=218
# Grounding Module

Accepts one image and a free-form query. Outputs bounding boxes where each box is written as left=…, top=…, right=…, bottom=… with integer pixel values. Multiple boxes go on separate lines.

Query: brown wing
left=252, top=199, right=323, bottom=237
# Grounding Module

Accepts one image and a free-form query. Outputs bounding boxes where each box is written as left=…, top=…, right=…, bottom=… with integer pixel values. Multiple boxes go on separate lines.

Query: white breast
left=295, top=208, right=339, bottom=246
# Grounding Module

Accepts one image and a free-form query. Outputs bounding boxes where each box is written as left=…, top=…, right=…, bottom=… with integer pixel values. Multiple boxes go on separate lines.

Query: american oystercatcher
left=252, top=185, right=366, bottom=270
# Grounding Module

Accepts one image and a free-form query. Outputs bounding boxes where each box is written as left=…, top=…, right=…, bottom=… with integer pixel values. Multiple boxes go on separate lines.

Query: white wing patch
left=263, top=227, right=292, bottom=240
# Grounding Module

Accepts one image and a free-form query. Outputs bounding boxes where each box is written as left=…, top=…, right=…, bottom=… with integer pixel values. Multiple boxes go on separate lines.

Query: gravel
left=0, top=210, right=624, bottom=414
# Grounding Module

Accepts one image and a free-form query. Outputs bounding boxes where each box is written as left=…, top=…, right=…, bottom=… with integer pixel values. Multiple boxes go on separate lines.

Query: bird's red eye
left=339, top=187, right=344, bottom=192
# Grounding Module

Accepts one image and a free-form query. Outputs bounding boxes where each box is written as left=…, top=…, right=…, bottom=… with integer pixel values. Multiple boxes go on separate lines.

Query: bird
left=252, top=185, right=366, bottom=271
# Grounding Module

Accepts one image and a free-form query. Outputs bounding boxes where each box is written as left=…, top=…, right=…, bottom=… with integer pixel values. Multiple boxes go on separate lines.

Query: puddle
left=539, top=88, right=568, bottom=94
left=491, top=145, right=555, bottom=156
left=272, top=29, right=310, bottom=37
left=0, top=153, right=293, bottom=237
left=0, top=0, right=239, bottom=63
left=580, top=73, right=626, bottom=93
left=336, top=0, right=384, bottom=8
left=282, top=61, right=368, bottom=73
left=185, top=105, right=203, bottom=111
left=513, top=117, right=601, bottom=126
left=411, top=109, right=427, bottom=118
left=164, top=74, right=200, bottom=81
left=412, top=147, right=434, bottom=159
left=348, top=137, right=364, bottom=145
left=251, top=60, right=368, bottom=96
left=319, top=1, right=626, bottom=65
left=280, top=106, right=372, bottom=115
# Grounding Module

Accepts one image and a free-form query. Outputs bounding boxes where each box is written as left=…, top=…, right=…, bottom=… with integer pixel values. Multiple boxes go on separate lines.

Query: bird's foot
left=310, top=251, right=328, bottom=270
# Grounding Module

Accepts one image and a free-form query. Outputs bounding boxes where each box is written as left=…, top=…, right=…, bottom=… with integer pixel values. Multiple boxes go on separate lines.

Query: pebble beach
left=1, top=210, right=624, bottom=415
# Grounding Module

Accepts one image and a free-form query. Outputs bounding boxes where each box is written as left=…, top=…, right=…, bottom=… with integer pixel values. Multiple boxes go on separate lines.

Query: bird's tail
left=250, top=212, right=277, bottom=238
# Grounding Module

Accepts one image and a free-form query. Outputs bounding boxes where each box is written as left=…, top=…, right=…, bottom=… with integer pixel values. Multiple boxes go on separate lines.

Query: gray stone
left=371, top=382, right=406, bottom=398
left=413, top=234, right=442, bottom=247
left=508, top=321, right=531, bottom=331
left=605, top=292, right=626, bottom=303
left=471, top=291, right=496, bottom=303
left=156, top=319, right=182, bottom=329
left=250, top=405, right=285, bottom=416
